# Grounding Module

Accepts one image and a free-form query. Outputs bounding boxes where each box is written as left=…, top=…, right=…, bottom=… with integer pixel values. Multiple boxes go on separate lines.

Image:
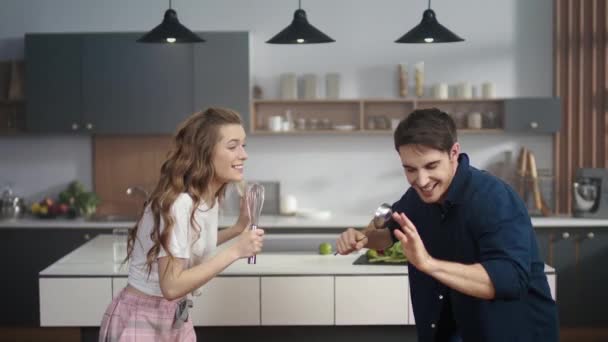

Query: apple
left=58, top=203, right=69, bottom=215
left=42, top=197, right=54, bottom=208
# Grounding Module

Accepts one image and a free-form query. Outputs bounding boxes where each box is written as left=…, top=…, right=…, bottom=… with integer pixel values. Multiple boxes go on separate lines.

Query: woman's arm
left=218, top=196, right=249, bottom=245
left=158, top=228, right=263, bottom=300
left=217, top=222, right=246, bottom=245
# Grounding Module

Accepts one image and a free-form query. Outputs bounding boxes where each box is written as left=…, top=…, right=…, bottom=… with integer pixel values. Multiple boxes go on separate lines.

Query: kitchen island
left=38, top=235, right=556, bottom=342
left=0, top=215, right=600, bottom=331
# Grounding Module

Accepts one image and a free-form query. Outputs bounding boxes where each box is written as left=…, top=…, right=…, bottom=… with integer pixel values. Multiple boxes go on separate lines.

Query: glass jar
left=467, top=112, right=482, bottom=129
left=113, top=228, right=129, bottom=264
left=483, top=111, right=498, bottom=129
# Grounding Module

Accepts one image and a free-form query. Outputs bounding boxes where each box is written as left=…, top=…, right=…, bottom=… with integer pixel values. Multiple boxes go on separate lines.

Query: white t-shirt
left=128, top=193, right=218, bottom=297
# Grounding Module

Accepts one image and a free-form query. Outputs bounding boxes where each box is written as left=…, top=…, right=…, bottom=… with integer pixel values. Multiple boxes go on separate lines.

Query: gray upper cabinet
left=25, top=31, right=250, bottom=134
left=25, top=34, right=84, bottom=133
left=503, top=97, right=562, bottom=133
left=82, top=33, right=193, bottom=134
left=193, top=32, right=250, bottom=131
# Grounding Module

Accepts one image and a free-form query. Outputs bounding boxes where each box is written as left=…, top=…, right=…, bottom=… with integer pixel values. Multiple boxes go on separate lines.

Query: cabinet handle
left=84, top=233, right=91, bottom=240
left=587, top=232, right=595, bottom=239
left=562, top=232, right=570, bottom=239
left=86, top=123, right=93, bottom=130
left=71, top=123, right=79, bottom=130
left=530, top=121, right=539, bottom=129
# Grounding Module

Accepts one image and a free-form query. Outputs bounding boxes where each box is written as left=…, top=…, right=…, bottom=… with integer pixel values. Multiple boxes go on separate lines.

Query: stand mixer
left=573, top=168, right=608, bottom=218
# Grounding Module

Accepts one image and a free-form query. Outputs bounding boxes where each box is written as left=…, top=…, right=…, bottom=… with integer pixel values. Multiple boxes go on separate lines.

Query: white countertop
left=5, top=214, right=608, bottom=229
left=40, top=235, right=555, bottom=277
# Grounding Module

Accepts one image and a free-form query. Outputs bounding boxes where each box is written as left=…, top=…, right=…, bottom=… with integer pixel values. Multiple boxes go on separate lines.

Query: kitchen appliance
left=246, top=183, right=265, bottom=264
left=573, top=168, right=608, bottom=218
left=0, top=186, right=25, bottom=220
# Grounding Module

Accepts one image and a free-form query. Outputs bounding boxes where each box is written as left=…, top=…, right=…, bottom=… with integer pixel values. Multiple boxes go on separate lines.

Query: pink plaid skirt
left=99, top=287, right=196, bottom=342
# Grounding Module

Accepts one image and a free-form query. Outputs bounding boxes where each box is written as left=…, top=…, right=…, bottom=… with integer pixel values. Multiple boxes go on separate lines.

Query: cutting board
left=352, top=254, right=407, bottom=266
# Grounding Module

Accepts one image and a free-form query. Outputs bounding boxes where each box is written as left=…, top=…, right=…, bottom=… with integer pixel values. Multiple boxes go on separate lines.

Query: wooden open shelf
left=251, top=99, right=504, bottom=135
left=251, top=98, right=505, bottom=135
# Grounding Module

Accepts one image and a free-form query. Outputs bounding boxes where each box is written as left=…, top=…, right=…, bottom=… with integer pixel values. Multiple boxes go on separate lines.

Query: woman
left=99, top=107, right=264, bottom=341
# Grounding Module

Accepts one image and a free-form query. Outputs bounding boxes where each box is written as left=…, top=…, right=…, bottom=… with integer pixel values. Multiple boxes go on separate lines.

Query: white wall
left=0, top=0, right=554, bottom=214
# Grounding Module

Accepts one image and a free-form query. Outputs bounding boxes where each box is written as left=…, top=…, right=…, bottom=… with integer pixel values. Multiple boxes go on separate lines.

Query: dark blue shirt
left=388, top=154, right=558, bottom=342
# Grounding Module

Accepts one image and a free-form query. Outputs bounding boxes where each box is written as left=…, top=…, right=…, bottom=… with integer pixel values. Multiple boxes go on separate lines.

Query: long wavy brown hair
left=125, top=107, right=243, bottom=272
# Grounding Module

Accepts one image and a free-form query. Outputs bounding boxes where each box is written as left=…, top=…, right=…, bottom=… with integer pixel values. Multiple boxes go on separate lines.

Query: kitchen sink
left=86, top=214, right=138, bottom=222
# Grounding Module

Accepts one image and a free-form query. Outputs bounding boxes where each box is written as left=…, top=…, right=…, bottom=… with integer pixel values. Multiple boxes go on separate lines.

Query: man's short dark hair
left=393, top=108, right=457, bottom=152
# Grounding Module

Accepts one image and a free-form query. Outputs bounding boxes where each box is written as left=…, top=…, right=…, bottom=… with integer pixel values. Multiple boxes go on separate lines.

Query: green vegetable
left=58, top=181, right=100, bottom=218
left=385, top=241, right=406, bottom=259
left=366, top=241, right=407, bottom=263
left=366, top=249, right=378, bottom=259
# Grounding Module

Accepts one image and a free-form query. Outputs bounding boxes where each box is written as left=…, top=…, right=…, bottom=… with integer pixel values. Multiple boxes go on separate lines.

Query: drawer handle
left=84, top=234, right=91, bottom=240
left=86, top=123, right=94, bottom=130
left=71, top=123, right=79, bottom=130
left=530, top=121, right=539, bottom=129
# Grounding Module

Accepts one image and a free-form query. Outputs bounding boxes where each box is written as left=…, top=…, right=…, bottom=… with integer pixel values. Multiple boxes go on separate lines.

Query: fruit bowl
left=30, top=198, right=77, bottom=219
left=35, top=212, right=58, bottom=219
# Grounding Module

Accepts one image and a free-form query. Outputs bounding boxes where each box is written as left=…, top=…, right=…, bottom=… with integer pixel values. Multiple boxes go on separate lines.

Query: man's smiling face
left=398, top=143, right=460, bottom=204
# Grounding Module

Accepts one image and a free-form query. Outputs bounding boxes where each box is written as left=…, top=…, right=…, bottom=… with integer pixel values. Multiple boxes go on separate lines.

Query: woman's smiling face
left=212, top=124, right=248, bottom=185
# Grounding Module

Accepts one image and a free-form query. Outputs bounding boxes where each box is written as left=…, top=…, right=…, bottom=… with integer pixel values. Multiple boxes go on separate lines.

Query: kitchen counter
left=38, top=235, right=556, bottom=328
left=4, top=215, right=608, bottom=229
left=40, top=235, right=556, bottom=277
left=41, top=235, right=406, bottom=277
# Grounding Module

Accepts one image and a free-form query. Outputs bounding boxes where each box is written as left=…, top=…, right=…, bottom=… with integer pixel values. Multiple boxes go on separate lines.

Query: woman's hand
left=217, top=196, right=252, bottom=246
left=231, top=226, right=264, bottom=259
left=235, top=195, right=250, bottom=232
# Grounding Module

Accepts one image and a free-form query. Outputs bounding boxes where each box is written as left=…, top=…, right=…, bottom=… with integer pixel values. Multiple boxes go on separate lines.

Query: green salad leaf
left=366, top=241, right=407, bottom=263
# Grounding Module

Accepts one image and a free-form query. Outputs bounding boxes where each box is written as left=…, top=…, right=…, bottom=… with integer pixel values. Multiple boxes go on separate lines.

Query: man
left=336, top=108, right=558, bottom=341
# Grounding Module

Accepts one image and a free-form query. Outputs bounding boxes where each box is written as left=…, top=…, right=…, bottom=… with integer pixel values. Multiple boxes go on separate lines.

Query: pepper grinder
left=246, top=183, right=265, bottom=264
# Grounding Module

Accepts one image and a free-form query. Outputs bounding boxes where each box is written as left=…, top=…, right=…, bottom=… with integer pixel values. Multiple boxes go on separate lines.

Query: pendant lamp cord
left=298, top=0, right=301, bottom=9
left=169, top=0, right=172, bottom=9
left=428, top=0, right=431, bottom=9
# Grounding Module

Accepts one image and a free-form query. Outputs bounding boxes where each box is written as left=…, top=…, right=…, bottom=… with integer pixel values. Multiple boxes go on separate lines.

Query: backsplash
left=0, top=135, right=93, bottom=200
left=0, top=133, right=552, bottom=216
left=93, top=135, right=171, bottom=216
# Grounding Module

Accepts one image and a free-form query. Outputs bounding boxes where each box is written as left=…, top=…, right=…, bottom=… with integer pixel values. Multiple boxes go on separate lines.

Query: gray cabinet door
left=575, top=230, right=608, bottom=326
left=25, top=34, right=83, bottom=133
left=536, top=228, right=608, bottom=327
left=503, top=98, right=562, bottom=133
left=193, top=32, right=250, bottom=131
left=0, top=228, right=104, bottom=325
left=82, top=33, right=193, bottom=134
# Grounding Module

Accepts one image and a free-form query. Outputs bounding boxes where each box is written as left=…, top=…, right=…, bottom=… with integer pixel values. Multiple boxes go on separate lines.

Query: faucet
left=125, top=186, right=150, bottom=201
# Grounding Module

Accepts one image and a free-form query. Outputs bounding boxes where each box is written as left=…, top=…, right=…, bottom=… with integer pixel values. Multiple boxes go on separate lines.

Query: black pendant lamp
left=395, top=0, right=464, bottom=43
left=137, top=0, right=204, bottom=43
left=266, top=0, right=335, bottom=44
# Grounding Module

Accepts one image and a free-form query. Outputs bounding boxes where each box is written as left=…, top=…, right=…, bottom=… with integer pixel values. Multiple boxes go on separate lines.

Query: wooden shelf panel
left=251, top=98, right=507, bottom=134
left=251, top=128, right=504, bottom=135
left=251, top=101, right=361, bottom=132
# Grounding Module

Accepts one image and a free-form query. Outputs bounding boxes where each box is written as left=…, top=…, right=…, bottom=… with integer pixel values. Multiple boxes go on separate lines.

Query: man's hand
left=336, top=228, right=368, bottom=255
left=392, top=212, right=434, bottom=273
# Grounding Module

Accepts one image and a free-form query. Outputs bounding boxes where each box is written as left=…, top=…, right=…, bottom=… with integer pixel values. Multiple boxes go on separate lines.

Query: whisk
left=246, top=183, right=265, bottom=264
